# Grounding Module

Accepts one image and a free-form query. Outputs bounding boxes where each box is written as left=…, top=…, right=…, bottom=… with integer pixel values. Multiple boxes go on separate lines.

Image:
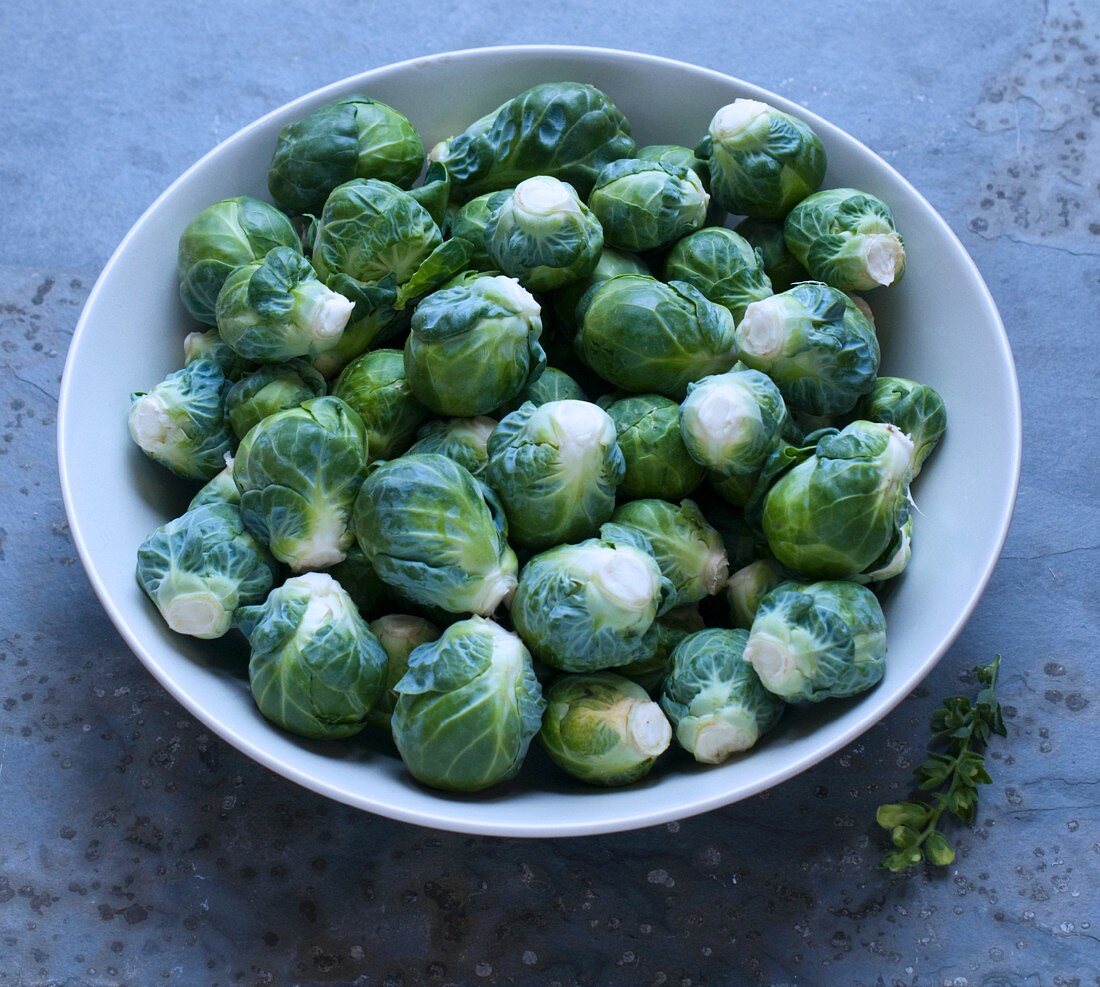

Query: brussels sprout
left=498, top=367, right=587, bottom=416
left=551, top=247, right=649, bottom=337
left=660, top=628, right=784, bottom=763
left=762, top=421, right=915, bottom=580
left=588, top=159, right=709, bottom=253
left=679, top=368, right=788, bottom=477
left=575, top=275, right=738, bottom=398
left=485, top=177, right=603, bottom=291
left=615, top=605, right=706, bottom=694
left=745, top=580, right=887, bottom=701
left=664, top=227, right=773, bottom=323
left=353, top=453, right=518, bottom=615
left=332, top=349, right=429, bottom=461
left=445, top=189, right=511, bottom=268
left=485, top=400, right=625, bottom=551
left=177, top=196, right=300, bottom=325
left=233, top=396, right=368, bottom=571
left=136, top=503, right=275, bottom=639
left=312, top=179, right=441, bottom=286
left=392, top=617, right=544, bottom=791
left=735, top=282, right=880, bottom=417
left=238, top=572, right=389, bottom=739
left=701, top=99, right=826, bottom=220
left=182, top=329, right=254, bottom=380
left=432, top=82, right=635, bottom=200
left=734, top=218, right=808, bottom=292
left=727, top=559, right=784, bottom=629
left=605, top=395, right=705, bottom=500
left=540, top=673, right=672, bottom=786
left=366, top=614, right=441, bottom=727
left=329, top=544, right=391, bottom=618
left=784, top=188, right=906, bottom=291
left=214, top=247, right=354, bottom=362
left=637, top=144, right=710, bottom=186
left=854, top=377, right=947, bottom=477
left=404, top=274, right=545, bottom=416
left=128, top=359, right=234, bottom=480
left=510, top=528, right=672, bottom=672
left=406, top=416, right=497, bottom=475
left=611, top=499, right=729, bottom=608
left=224, top=360, right=327, bottom=440
left=268, top=96, right=423, bottom=215
left=187, top=460, right=240, bottom=511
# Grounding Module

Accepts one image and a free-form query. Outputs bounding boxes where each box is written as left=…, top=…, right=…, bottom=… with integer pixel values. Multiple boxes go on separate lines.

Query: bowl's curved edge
left=57, top=44, right=1023, bottom=838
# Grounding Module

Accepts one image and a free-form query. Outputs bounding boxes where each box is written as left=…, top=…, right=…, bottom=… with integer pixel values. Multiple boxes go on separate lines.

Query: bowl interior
left=59, top=46, right=1020, bottom=836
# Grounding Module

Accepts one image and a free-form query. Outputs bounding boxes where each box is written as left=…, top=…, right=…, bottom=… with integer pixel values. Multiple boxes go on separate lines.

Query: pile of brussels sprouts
left=130, top=82, right=947, bottom=792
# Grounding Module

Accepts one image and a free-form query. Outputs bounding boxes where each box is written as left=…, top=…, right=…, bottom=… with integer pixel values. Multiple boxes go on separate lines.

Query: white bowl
left=58, top=45, right=1021, bottom=837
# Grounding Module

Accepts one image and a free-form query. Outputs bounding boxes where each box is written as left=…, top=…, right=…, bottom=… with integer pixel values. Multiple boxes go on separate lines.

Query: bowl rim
left=57, top=43, right=1022, bottom=837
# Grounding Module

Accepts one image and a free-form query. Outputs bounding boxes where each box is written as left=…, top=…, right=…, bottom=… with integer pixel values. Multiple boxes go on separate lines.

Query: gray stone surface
left=2, top=1, right=1098, bottom=983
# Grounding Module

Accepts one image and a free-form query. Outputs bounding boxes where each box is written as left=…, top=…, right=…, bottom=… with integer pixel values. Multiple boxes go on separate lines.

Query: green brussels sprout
left=762, top=421, right=916, bottom=580
left=392, top=616, right=545, bottom=791
left=551, top=246, right=649, bottom=337
left=575, top=275, right=738, bottom=398
left=136, top=503, right=275, bottom=639
left=187, top=460, right=240, bottom=511
left=215, top=247, right=354, bottom=362
left=604, top=394, right=705, bottom=500
left=182, top=329, right=254, bottom=380
left=445, top=189, right=511, bottom=268
left=366, top=614, right=441, bottom=727
left=679, top=368, right=788, bottom=477
left=510, top=528, right=673, bottom=672
left=610, top=499, right=729, bottom=608
left=233, top=396, right=368, bottom=571
left=432, top=82, right=635, bottom=200
left=854, top=376, right=947, bottom=477
left=404, top=274, right=545, bottom=416
left=615, top=605, right=706, bottom=695
left=734, top=218, right=808, bottom=292
left=353, top=453, right=519, bottom=615
left=497, top=366, right=587, bottom=416
left=405, top=416, right=497, bottom=475
left=660, top=628, right=784, bottom=762
left=701, top=99, right=826, bottom=220
left=745, top=580, right=887, bottom=701
left=664, top=227, right=773, bottom=323
left=128, top=359, right=234, bottom=480
left=588, top=159, right=709, bottom=253
left=238, top=572, right=389, bottom=739
left=735, top=282, right=880, bottom=417
left=636, top=144, right=710, bottom=186
left=485, top=177, right=604, bottom=291
left=540, top=672, right=672, bottom=786
left=177, top=196, right=300, bottom=325
left=485, top=400, right=625, bottom=551
left=329, top=544, right=391, bottom=618
left=224, top=360, right=327, bottom=440
left=727, top=559, right=784, bottom=629
left=312, top=179, right=442, bottom=286
left=268, top=96, right=424, bottom=215
left=784, top=188, right=906, bottom=291
left=332, top=349, right=430, bottom=461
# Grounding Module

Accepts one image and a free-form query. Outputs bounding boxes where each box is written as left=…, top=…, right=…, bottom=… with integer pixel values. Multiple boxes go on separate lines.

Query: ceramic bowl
left=58, top=46, right=1021, bottom=836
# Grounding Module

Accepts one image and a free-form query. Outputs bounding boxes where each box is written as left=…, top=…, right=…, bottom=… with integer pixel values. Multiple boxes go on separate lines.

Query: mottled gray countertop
left=2, top=1, right=1098, bottom=984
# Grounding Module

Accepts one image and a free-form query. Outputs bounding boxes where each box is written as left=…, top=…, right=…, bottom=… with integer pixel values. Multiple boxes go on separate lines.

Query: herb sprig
left=877, top=655, right=1006, bottom=871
